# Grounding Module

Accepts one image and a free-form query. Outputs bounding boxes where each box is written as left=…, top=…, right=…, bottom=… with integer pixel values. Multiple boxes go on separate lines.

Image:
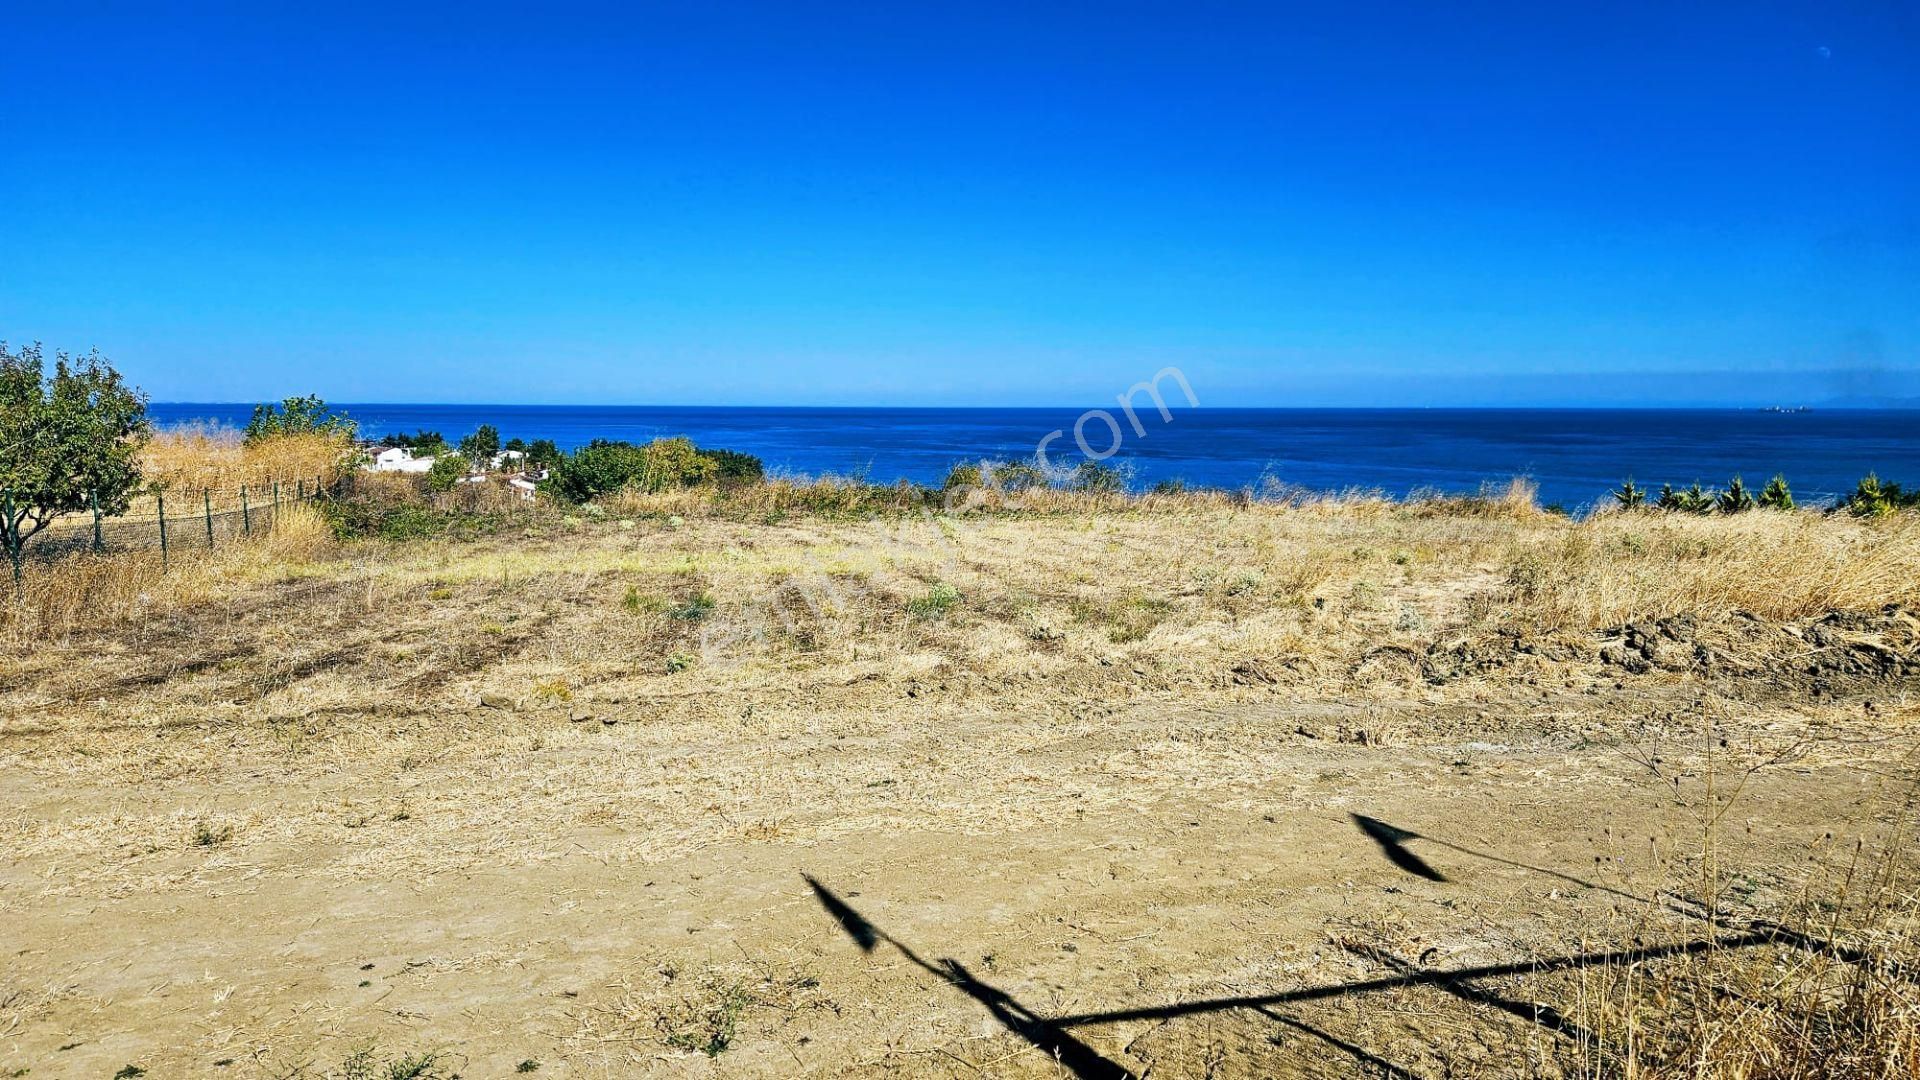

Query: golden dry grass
left=3, top=477, right=1917, bottom=1077
left=141, top=424, right=354, bottom=495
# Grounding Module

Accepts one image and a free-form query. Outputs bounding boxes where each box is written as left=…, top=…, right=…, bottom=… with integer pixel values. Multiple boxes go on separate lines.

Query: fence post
left=158, top=492, right=169, bottom=571
left=204, top=489, right=214, bottom=547
left=273, top=481, right=281, bottom=510
left=90, top=488, right=103, bottom=552
left=297, top=478, right=305, bottom=501
left=2, top=490, right=19, bottom=589
left=241, top=486, right=251, bottom=536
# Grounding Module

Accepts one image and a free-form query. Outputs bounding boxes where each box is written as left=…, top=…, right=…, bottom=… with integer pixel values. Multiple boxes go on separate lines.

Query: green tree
left=391, top=429, right=449, bottom=455
left=524, top=439, right=562, bottom=472
left=459, top=424, right=501, bottom=466
left=245, top=395, right=356, bottom=442
left=1612, top=478, right=1646, bottom=509
left=425, top=452, right=470, bottom=493
left=0, top=343, right=150, bottom=556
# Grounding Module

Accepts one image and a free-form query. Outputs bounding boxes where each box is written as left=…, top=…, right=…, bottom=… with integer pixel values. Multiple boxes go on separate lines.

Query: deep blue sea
left=149, top=404, right=1919, bottom=512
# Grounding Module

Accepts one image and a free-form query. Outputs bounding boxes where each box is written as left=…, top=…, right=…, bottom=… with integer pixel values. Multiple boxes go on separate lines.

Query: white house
left=490, top=449, right=526, bottom=470
left=371, top=447, right=435, bottom=473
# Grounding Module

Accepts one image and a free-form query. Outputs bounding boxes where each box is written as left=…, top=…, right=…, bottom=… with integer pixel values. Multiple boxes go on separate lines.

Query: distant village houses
left=363, top=441, right=547, bottom=500
left=371, top=446, right=433, bottom=473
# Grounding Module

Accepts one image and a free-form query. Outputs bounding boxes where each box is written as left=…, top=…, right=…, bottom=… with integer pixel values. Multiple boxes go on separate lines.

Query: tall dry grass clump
left=1563, top=799, right=1920, bottom=1080
left=0, top=501, right=337, bottom=644
left=1506, top=510, right=1920, bottom=629
left=142, top=424, right=355, bottom=494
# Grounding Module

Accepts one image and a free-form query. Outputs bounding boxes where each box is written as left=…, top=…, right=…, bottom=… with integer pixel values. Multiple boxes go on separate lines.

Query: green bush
left=545, top=438, right=761, bottom=501
left=942, top=463, right=984, bottom=491
left=1612, top=479, right=1646, bottom=509
left=1847, top=473, right=1917, bottom=517
left=1716, top=475, right=1755, bottom=514
left=425, top=452, right=470, bottom=493
left=1069, top=461, right=1126, bottom=493
left=319, top=499, right=515, bottom=542
left=1656, top=482, right=1714, bottom=514
left=986, top=460, right=1047, bottom=492
left=697, top=447, right=765, bottom=486
left=1758, top=474, right=1794, bottom=510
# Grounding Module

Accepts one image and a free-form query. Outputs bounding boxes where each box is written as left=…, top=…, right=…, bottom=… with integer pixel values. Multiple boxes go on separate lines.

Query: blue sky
left=3, top=2, right=1916, bottom=407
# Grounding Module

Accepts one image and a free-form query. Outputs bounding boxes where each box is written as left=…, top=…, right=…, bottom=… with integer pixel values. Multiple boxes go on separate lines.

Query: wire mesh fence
left=3, top=476, right=334, bottom=583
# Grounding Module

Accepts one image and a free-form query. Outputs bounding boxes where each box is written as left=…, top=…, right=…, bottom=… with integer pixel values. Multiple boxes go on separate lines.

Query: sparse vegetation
left=6, top=442, right=1920, bottom=1077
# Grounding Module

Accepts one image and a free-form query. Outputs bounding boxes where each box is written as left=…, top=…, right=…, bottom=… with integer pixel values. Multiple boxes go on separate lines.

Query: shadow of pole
left=1346, top=812, right=1902, bottom=977
left=800, top=812, right=1898, bottom=1076
left=805, top=874, right=1137, bottom=1079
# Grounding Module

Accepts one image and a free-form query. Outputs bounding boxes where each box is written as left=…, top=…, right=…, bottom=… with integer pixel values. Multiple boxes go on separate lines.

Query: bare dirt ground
left=4, top=502, right=1917, bottom=1077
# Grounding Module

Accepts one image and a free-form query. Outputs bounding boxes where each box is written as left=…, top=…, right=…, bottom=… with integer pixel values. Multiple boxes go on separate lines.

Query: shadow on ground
left=803, top=813, right=1893, bottom=1078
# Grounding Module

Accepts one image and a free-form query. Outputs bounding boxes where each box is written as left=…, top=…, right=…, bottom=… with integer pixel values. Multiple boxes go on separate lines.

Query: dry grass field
left=4, top=483, right=1919, bottom=1078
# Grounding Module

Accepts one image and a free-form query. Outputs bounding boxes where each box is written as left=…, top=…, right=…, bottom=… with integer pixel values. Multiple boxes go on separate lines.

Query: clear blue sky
left=3, top=2, right=1915, bottom=407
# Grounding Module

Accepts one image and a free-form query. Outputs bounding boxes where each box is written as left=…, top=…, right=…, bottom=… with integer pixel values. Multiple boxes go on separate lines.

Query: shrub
left=1612, top=479, right=1646, bottom=509
left=697, top=447, right=765, bottom=486
left=1069, top=461, right=1126, bottom=493
left=425, top=453, right=470, bottom=493
left=985, top=460, right=1047, bottom=492
left=942, top=463, right=984, bottom=491
left=1717, top=475, right=1755, bottom=514
left=1658, top=482, right=1715, bottom=514
left=1848, top=473, right=1917, bottom=517
left=1758, top=473, right=1795, bottom=510
left=546, top=438, right=756, bottom=501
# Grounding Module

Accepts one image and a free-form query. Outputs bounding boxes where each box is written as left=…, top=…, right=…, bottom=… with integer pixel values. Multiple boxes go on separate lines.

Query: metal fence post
left=2, top=490, right=19, bottom=589
left=90, top=489, right=104, bottom=552
left=241, top=486, right=251, bottom=536
left=203, top=489, right=214, bottom=547
left=273, top=481, right=281, bottom=510
left=297, top=478, right=305, bottom=501
left=158, top=492, right=169, bottom=571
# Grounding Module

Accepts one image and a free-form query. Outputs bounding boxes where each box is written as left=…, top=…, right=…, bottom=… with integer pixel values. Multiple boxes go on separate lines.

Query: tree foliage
left=1758, top=474, right=1794, bottom=511
left=1847, top=473, right=1918, bottom=517
left=388, top=429, right=450, bottom=456
left=425, top=452, right=470, bottom=493
left=459, top=424, right=501, bottom=465
left=1716, top=475, right=1755, bottom=514
left=0, top=343, right=150, bottom=554
left=245, top=395, right=356, bottom=443
left=544, top=437, right=763, bottom=502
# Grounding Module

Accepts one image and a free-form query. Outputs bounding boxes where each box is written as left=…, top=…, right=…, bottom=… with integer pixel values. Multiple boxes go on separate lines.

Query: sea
left=148, top=404, right=1919, bottom=513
